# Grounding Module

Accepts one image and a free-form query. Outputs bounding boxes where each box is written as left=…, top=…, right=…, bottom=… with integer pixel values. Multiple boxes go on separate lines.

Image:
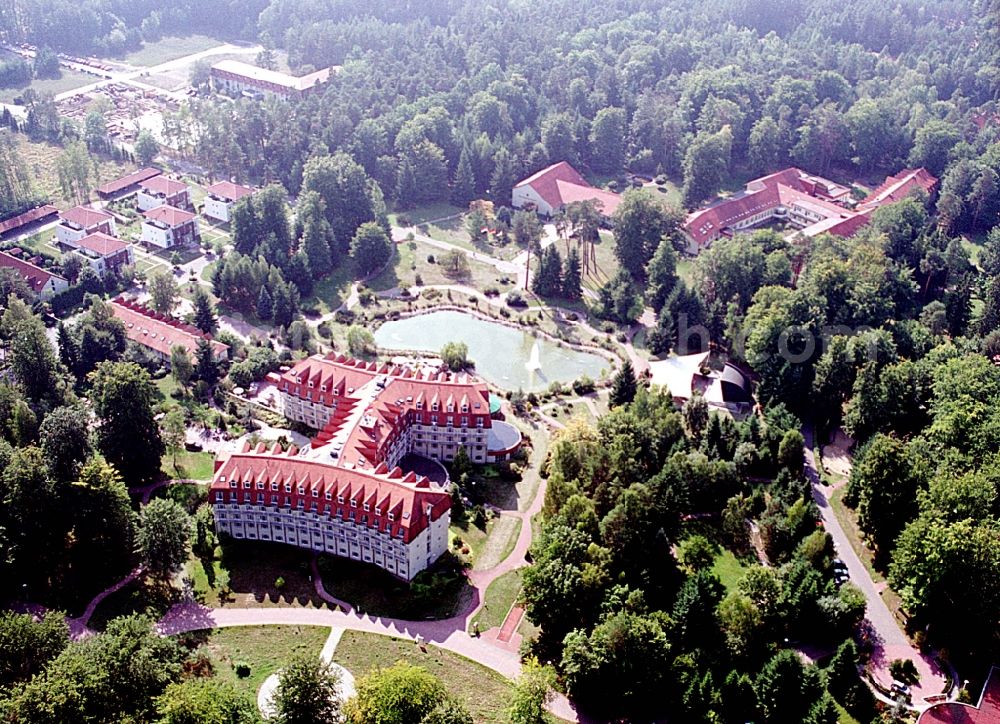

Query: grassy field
left=472, top=515, right=522, bottom=571
left=187, top=538, right=334, bottom=609
left=334, top=631, right=516, bottom=724
left=710, top=547, right=749, bottom=594
left=0, top=69, right=95, bottom=103
left=161, top=450, right=217, bottom=481
left=16, top=136, right=135, bottom=208
left=829, top=487, right=885, bottom=584
left=472, top=568, right=523, bottom=633
left=123, top=35, right=222, bottom=67
left=318, top=554, right=472, bottom=619
left=389, top=203, right=464, bottom=226
left=14, top=228, right=63, bottom=259
left=188, top=625, right=330, bottom=697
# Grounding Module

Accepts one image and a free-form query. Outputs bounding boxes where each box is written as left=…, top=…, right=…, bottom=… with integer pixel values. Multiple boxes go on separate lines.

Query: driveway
left=803, top=426, right=950, bottom=708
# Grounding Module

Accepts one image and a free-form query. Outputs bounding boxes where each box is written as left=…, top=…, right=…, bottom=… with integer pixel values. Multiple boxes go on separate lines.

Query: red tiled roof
left=97, top=168, right=161, bottom=196
left=110, top=297, right=227, bottom=360
left=210, top=444, right=450, bottom=543
left=859, top=168, right=938, bottom=210
left=143, top=205, right=195, bottom=227
left=76, top=232, right=129, bottom=257
left=206, top=181, right=254, bottom=202
left=139, top=175, right=188, bottom=196
left=0, top=205, right=58, bottom=235
left=919, top=667, right=1000, bottom=724
left=685, top=184, right=782, bottom=246
left=515, top=161, right=621, bottom=215
left=60, top=205, right=113, bottom=229
left=0, top=250, right=64, bottom=293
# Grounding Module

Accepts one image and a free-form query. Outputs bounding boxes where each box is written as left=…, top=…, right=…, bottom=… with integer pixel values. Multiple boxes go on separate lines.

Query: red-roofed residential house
left=203, top=181, right=254, bottom=223
left=56, top=206, right=117, bottom=246
left=0, top=250, right=68, bottom=299
left=512, top=161, right=622, bottom=217
left=210, top=353, right=524, bottom=579
left=64, top=232, right=135, bottom=277
left=137, top=176, right=192, bottom=212
left=858, top=168, right=939, bottom=210
left=110, top=297, right=228, bottom=364
left=140, top=205, right=200, bottom=248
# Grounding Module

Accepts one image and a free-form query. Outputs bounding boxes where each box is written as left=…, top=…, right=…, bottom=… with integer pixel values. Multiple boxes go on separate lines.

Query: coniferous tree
left=562, top=247, right=582, bottom=300
left=191, top=286, right=217, bottom=335
left=609, top=359, right=638, bottom=407
left=256, top=286, right=273, bottom=321
left=452, top=147, right=476, bottom=207
left=532, top=245, right=563, bottom=297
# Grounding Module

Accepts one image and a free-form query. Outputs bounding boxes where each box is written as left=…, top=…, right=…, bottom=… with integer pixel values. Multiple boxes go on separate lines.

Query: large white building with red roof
left=512, top=161, right=622, bottom=217
left=55, top=205, right=117, bottom=246
left=63, top=232, right=134, bottom=278
left=140, top=205, right=200, bottom=248
left=202, top=181, right=254, bottom=223
left=211, top=353, right=524, bottom=579
left=682, top=167, right=937, bottom=253
left=137, top=176, right=191, bottom=213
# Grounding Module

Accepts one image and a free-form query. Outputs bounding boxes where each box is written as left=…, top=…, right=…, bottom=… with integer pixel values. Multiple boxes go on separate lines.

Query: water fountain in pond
left=525, top=339, right=542, bottom=372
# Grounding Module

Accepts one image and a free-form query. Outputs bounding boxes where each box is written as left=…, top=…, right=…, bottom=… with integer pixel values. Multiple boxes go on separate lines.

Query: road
left=53, top=42, right=262, bottom=103
left=803, top=426, right=950, bottom=708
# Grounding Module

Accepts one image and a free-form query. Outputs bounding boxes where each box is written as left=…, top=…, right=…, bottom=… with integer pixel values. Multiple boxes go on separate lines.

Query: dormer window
left=337, top=495, right=344, bottom=504
left=312, top=489, right=319, bottom=497
left=325, top=492, right=332, bottom=500
left=431, top=402, right=439, bottom=411
left=256, top=482, right=264, bottom=489
left=229, top=481, right=237, bottom=488
left=416, top=401, right=423, bottom=410
left=308, top=380, right=314, bottom=388
left=461, top=404, right=468, bottom=413
left=321, top=385, right=327, bottom=392
left=363, top=503, right=370, bottom=512
left=271, top=483, right=278, bottom=491
left=297, top=486, right=304, bottom=495
left=388, top=512, right=395, bottom=521
left=284, top=484, right=292, bottom=493
left=243, top=481, right=251, bottom=489
left=375, top=508, right=381, bottom=516
left=350, top=499, right=357, bottom=508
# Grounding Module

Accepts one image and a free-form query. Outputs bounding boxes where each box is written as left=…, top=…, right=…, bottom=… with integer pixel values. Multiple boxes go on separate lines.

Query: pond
left=373, top=310, right=611, bottom=392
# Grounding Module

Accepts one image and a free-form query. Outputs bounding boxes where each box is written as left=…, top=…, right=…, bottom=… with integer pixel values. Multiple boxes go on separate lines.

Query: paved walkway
left=804, top=426, right=951, bottom=710
left=257, top=626, right=355, bottom=718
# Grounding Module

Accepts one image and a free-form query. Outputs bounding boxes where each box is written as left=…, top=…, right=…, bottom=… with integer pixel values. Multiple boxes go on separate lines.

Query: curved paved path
left=804, top=426, right=951, bottom=710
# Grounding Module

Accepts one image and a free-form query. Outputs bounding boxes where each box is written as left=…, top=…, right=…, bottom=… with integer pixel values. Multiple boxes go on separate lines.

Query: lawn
left=14, top=229, right=63, bottom=259
left=471, top=568, right=523, bottom=634
left=161, top=450, right=216, bottom=481
left=0, top=69, right=95, bottom=103
left=389, top=202, right=464, bottom=226
left=643, top=179, right=683, bottom=209
left=123, top=35, right=223, bottom=67
left=334, top=631, right=516, bottom=724
left=186, top=625, right=331, bottom=697
left=472, top=515, right=522, bottom=571
left=710, top=547, right=749, bottom=594
left=317, top=553, right=473, bottom=619
left=16, top=136, right=136, bottom=208
left=580, top=230, right=620, bottom=294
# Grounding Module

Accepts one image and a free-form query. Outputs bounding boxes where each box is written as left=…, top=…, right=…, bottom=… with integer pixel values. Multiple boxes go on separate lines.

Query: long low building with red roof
left=211, top=353, right=524, bottom=579
left=110, top=297, right=228, bottom=364
left=682, top=166, right=937, bottom=252
left=512, top=161, right=621, bottom=217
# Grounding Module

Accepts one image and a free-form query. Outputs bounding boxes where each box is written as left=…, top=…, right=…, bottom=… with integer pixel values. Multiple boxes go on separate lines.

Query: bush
left=414, top=273, right=423, bottom=286
left=427, top=254, right=436, bottom=264
left=274, top=576, right=286, bottom=590
left=233, top=661, right=251, bottom=678
left=572, top=376, right=596, bottom=395
left=654, top=174, right=667, bottom=185
left=507, top=289, right=527, bottom=307
left=317, top=321, right=332, bottom=339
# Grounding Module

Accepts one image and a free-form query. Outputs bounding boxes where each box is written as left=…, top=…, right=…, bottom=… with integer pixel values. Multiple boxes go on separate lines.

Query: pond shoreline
left=371, top=306, right=619, bottom=392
